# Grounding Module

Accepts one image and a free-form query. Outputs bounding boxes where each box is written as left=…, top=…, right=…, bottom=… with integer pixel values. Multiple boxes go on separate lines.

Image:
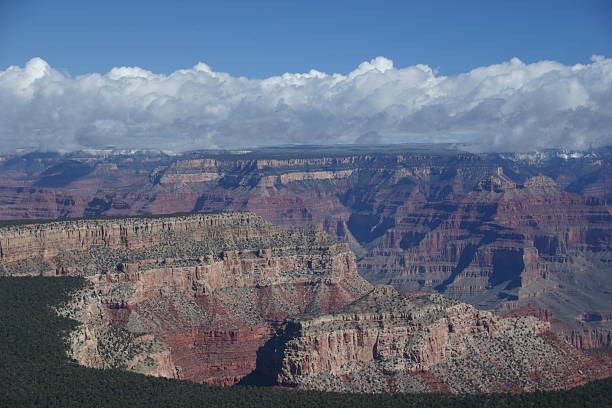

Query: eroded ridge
left=262, top=286, right=611, bottom=393
left=1, top=212, right=372, bottom=385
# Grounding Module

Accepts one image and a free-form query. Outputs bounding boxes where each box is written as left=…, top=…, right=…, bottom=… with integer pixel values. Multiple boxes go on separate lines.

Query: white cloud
left=0, top=56, right=610, bottom=152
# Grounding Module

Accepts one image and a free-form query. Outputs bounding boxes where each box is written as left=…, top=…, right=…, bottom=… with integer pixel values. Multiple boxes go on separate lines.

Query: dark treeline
left=1, top=276, right=610, bottom=408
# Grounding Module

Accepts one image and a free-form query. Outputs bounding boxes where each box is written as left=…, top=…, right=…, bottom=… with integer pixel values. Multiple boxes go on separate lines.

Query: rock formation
left=1, top=212, right=610, bottom=392
left=1, top=212, right=371, bottom=385
left=359, top=173, right=612, bottom=349
left=260, top=286, right=612, bottom=393
left=0, top=145, right=610, bottom=350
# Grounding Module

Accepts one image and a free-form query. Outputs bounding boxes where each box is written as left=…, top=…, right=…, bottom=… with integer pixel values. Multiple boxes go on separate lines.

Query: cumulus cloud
left=0, top=55, right=610, bottom=152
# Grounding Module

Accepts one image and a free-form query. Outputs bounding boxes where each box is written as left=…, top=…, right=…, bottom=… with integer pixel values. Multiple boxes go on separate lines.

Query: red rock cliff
left=264, top=286, right=611, bottom=393
left=2, top=212, right=372, bottom=385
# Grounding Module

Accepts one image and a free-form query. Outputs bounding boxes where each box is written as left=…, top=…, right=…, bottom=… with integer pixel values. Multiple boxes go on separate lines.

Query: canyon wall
left=0, top=145, right=610, bottom=349
left=0, top=212, right=277, bottom=264
left=261, top=286, right=612, bottom=393
left=1, top=212, right=372, bottom=385
left=1, top=212, right=610, bottom=392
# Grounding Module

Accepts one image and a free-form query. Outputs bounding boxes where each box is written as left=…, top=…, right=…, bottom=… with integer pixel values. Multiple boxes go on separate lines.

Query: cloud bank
left=0, top=56, right=610, bottom=152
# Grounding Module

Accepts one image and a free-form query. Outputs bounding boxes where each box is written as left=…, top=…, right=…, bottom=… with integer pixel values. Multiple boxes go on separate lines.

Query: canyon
left=0, top=144, right=610, bottom=353
left=0, top=212, right=369, bottom=385
left=262, top=286, right=611, bottom=393
left=1, top=212, right=610, bottom=392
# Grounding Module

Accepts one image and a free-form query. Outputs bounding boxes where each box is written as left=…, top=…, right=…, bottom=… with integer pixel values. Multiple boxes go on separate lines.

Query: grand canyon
left=3, top=2, right=611, bottom=405
left=0, top=144, right=610, bottom=393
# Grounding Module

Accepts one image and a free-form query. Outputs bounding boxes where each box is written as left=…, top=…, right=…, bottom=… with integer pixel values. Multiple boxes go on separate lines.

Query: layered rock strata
left=261, top=286, right=611, bottom=393
left=2, top=212, right=609, bottom=392
left=0, top=145, right=610, bottom=349
left=359, top=173, right=612, bottom=348
left=1, top=213, right=372, bottom=385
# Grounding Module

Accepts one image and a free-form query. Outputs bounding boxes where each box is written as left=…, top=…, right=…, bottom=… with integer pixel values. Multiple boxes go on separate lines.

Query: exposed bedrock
left=2, top=212, right=372, bottom=385
left=505, top=305, right=612, bottom=349
left=1, top=212, right=610, bottom=392
left=357, top=173, right=612, bottom=348
left=258, top=286, right=612, bottom=393
left=0, top=147, right=610, bottom=348
left=0, top=212, right=274, bottom=264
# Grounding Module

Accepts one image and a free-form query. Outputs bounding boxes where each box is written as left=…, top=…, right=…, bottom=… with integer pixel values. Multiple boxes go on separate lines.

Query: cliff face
left=0, top=212, right=278, bottom=265
left=57, top=285, right=178, bottom=379
left=359, top=173, right=612, bottom=348
left=2, top=213, right=609, bottom=392
left=0, top=186, right=86, bottom=220
left=0, top=145, right=610, bottom=349
left=486, top=147, right=612, bottom=202
left=1, top=212, right=371, bottom=385
left=261, top=286, right=611, bottom=393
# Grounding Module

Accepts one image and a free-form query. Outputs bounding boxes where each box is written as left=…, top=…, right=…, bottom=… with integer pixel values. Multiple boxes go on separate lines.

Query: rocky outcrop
left=0, top=145, right=610, bottom=350
left=57, top=286, right=178, bottom=379
left=1, top=212, right=372, bottom=385
left=0, top=212, right=278, bottom=265
left=359, top=172, right=612, bottom=348
left=261, top=286, right=611, bottom=393
left=486, top=147, right=612, bottom=201
left=2, top=211, right=610, bottom=392
left=505, top=305, right=612, bottom=349
left=0, top=186, right=86, bottom=220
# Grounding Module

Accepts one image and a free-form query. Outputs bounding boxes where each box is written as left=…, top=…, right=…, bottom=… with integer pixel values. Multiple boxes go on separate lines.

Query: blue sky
left=1, top=0, right=610, bottom=77
left=0, top=1, right=610, bottom=152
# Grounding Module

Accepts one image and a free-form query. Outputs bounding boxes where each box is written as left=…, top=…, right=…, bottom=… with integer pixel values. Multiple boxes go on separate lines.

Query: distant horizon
left=3, top=140, right=610, bottom=157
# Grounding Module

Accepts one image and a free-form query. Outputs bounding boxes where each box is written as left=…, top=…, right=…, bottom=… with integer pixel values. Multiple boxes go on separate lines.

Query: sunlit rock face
left=0, top=145, right=610, bottom=349
left=257, top=286, right=612, bottom=393
left=1, top=212, right=610, bottom=392
left=1, top=212, right=372, bottom=385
